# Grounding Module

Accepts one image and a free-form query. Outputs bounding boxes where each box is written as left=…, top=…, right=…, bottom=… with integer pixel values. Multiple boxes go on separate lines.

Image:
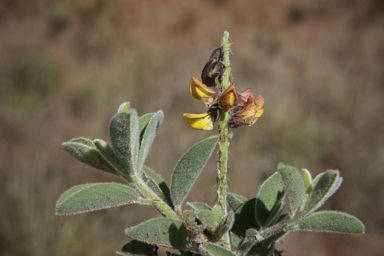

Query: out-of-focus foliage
left=0, top=0, right=383, bottom=255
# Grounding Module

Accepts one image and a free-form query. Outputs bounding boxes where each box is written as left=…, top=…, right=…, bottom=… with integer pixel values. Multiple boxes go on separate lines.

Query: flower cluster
left=183, top=47, right=264, bottom=130
left=183, top=76, right=264, bottom=130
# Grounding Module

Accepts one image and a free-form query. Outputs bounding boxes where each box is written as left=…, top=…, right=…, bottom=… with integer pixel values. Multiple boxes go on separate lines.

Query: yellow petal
left=255, top=107, right=264, bottom=118
left=183, top=112, right=214, bottom=130
left=190, top=76, right=218, bottom=100
left=219, top=83, right=238, bottom=112
left=254, top=95, right=264, bottom=111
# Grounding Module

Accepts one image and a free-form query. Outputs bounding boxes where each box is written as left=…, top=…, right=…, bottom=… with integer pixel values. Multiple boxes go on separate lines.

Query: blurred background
left=1, top=0, right=383, bottom=255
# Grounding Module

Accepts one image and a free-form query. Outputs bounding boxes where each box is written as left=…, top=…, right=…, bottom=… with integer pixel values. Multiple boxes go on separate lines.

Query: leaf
left=302, top=170, right=342, bottom=216
left=199, top=243, right=236, bottom=256
left=255, top=172, right=285, bottom=228
left=109, top=109, right=140, bottom=174
left=301, top=169, right=313, bottom=194
left=125, top=218, right=195, bottom=250
left=216, top=211, right=235, bottom=239
left=142, top=166, right=173, bottom=209
left=231, top=198, right=260, bottom=249
left=56, top=183, right=140, bottom=215
left=138, top=111, right=164, bottom=173
left=278, top=165, right=306, bottom=217
left=298, top=211, right=365, bottom=234
left=139, top=113, right=155, bottom=138
left=117, top=240, right=158, bottom=256
left=187, top=202, right=211, bottom=211
left=227, top=192, right=247, bottom=212
left=196, top=210, right=218, bottom=231
left=118, top=102, right=132, bottom=114
left=62, top=138, right=121, bottom=176
left=246, top=242, right=275, bottom=256
left=211, top=205, right=221, bottom=225
left=170, top=135, right=218, bottom=209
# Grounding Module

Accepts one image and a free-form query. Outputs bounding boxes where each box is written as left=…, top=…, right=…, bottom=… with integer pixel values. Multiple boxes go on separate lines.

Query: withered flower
left=229, top=95, right=264, bottom=128
left=201, top=47, right=226, bottom=87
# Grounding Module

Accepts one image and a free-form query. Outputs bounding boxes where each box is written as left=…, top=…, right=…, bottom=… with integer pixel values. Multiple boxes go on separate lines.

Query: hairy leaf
left=109, top=108, right=139, bottom=174
left=298, top=210, right=365, bottom=234
left=187, top=202, right=211, bottom=211
left=62, top=138, right=121, bottom=176
left=142, top=166, right=173, bottom=209
left=301, top=169, right=313, bottom=194
left=117, top=240, right=158, bottom=256
left=170, top=135, right=218, bottom=209
left=139, top=113, right=155, bottom=141
left=125, top=218, right=194, bottom=250
left=56, top=183, right=140, bottom=215
left=227, top=192, right=247, bottom=212
left=246, top=242, right=275, bottom=256
left=216, top=211, right=235, bottom=239
left=138, top=111, right=164, bottom=173
left=199, top=243, right=236, bottom=256
left=197, top=210, right=218, bottom=231
left=231, top=198, right=259, bottom=249
left=278, top=165, right=306, bottom=217
left=302, top=170, right=342, bottom=217
left=255, top=172, right=285, bottom=228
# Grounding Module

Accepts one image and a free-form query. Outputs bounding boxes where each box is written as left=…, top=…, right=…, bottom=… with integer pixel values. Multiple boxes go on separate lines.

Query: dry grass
left=0, top=0, right=383, bottom=255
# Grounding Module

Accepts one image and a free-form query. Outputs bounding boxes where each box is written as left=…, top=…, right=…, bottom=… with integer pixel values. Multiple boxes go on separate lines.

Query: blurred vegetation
left=0, top=0, right=383, bottom=255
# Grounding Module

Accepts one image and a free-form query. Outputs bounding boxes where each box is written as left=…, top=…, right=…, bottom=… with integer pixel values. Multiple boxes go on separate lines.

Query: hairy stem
left=216, top=31, right=232, bottom=249
left=132, top=177, right=178, bottom=219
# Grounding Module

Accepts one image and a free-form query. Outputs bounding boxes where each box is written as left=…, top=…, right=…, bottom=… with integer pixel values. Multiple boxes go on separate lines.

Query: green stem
left=216, top=31, right=232, bottom=250
left=132, top=177, right=178, bottom=219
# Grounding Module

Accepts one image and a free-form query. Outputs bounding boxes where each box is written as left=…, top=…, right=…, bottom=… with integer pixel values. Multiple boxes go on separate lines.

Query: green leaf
left=211, top=205, right=221, bottom=225
left=62, top=138, right=121, bottom=176
left=109, top=109, right=140, bottom=175
left=170, top=135, right=218, bottom=209
left=179, top=251, right=202, bottom=256
left=125, top=218, right=195, bottom=250
left=302, top=170, right=342, bottom=216
left=138, top=111, right=164, bottom=173
left=255, top=172, right=285, bottom=228
left=117, top=240, right=158, bottom=256
left=139, top=113, right=155, bottom=140
left=118, top=102, right=132, bottom=114
left=278, top=165, right=306, bottom=217
left=197, top=210, right=218, bottom=231
left=227, top=192, right=247, bottom=212
left=142, top=166, right=173, bottom=209
left=246, top=242, right=275, bottom=256
left=231, top=198, right=259, bottom=249
left=187, top=202, right=211, bottom=211
left=56, top=183, right=140, bottom=215
left=216, top=211, right=235, bottom=239
left=298, top=211, right=365, bottom=234
left=302, top=169, right=313, bottom=194
left=199, top=243, right=236, bottom=256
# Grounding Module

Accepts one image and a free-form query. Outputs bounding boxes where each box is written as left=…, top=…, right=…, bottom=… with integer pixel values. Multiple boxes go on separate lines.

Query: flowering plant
left=56, top=31, right=364, bottom=256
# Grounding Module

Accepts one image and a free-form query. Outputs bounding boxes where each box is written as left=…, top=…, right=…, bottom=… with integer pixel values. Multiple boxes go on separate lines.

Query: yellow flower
left=183, top=112, right=214, bottom=130
left=219, top=83, right=238, bottom=112
left=190, top=76, right=218, bottom=107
